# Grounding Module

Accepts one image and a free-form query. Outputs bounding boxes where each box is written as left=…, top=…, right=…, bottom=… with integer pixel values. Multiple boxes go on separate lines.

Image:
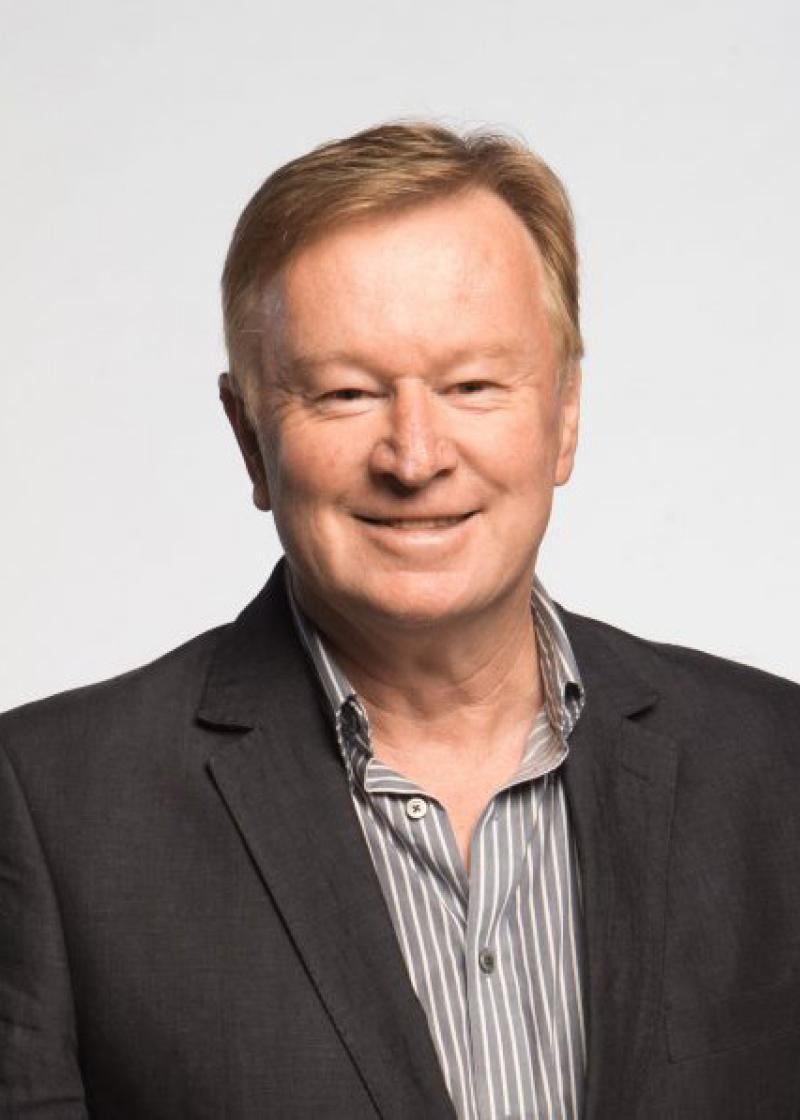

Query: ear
left=554, top=363, right=581, bottom=487
left=218, top=373, right=271, bottom=511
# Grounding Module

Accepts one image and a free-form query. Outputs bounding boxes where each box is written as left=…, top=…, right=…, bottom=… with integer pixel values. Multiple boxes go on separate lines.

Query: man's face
left=226, top=187, right=580, bottom=632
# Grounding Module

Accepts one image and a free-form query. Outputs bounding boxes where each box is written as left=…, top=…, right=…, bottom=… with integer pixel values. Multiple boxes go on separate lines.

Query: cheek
left=267, top=421, right=358, bottom=508
left=475, top=411, right=559, bottom=493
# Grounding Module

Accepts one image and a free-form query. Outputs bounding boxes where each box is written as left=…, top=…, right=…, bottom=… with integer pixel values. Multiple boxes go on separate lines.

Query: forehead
left=263, top=188, right=553, bottom=374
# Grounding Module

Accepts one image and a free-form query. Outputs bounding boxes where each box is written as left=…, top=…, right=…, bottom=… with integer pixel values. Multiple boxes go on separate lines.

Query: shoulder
left=0, top=563, right=300, bottom=782
left=560, top=607, right=800, bottom=736
left=0, top=623, right=229, bottom=766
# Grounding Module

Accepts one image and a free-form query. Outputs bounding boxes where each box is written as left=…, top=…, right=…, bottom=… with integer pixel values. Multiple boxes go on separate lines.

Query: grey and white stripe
left=288, top=574, right=587, bottom=1120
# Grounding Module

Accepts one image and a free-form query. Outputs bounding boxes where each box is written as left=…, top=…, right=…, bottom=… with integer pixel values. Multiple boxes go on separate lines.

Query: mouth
left=354, top=512, right=477, bottom=530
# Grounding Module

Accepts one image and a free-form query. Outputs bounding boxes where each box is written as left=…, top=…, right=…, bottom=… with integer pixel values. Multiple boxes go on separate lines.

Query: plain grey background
left=1, top=0, right=798, bottom=710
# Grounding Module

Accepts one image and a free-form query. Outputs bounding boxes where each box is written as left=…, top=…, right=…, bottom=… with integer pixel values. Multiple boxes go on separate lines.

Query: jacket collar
left=196, top=561, right=308, bottom=730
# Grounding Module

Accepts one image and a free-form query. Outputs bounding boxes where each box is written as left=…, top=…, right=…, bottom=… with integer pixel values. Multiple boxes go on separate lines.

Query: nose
left=368, top=381, right=457, bottom=490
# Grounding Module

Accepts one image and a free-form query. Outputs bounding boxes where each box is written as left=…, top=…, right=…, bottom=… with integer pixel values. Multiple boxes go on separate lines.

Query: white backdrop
left=1, top=0, right=798, bottom=710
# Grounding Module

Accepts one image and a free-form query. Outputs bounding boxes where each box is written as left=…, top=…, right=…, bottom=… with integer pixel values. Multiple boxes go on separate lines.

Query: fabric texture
left=287, top=573, right=587, bottom=1120
left=1, top=558, right=799, bottom=1119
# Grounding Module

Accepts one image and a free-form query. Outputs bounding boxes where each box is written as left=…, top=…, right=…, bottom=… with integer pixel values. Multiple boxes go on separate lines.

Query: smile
left=355, top=513, right=477, bottom=530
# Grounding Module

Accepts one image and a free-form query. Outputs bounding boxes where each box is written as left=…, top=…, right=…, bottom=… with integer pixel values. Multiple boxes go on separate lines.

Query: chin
left=344, top=570, right=486, bottom=629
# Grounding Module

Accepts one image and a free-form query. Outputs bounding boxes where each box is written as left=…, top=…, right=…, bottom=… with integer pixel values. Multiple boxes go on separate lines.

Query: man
left=1, top=123, right=798, bottom=1120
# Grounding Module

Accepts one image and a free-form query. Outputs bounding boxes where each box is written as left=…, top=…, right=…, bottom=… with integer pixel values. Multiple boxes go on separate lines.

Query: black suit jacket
left=2, top=561, right=799, bottom=1119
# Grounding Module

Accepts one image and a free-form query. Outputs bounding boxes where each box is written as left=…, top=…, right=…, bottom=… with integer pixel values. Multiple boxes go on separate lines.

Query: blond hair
left=222, top=121, right=583, bottom=397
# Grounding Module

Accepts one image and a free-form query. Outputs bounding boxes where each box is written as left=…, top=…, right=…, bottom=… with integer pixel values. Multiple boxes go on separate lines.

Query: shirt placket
left=463, top=794, right=512, bottom=1120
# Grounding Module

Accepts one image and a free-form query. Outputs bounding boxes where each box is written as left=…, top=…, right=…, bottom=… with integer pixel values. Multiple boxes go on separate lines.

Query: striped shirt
left=288, top=574, right=587, bottom=1120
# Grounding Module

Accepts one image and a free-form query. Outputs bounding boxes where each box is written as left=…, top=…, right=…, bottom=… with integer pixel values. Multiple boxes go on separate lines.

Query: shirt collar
left=286, top=567, right=585, bottom=777
left=530, top=574, right=585, bottom=740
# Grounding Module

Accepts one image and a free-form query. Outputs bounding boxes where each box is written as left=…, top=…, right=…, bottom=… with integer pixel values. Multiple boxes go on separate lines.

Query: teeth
left=374, top=517, right=464, bottom=529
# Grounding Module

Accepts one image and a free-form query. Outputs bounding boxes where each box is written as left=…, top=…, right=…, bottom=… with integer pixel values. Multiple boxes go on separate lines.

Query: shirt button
left=406, top=797, right=428, bottom=820
left=479, top=948, right=495, bottom=974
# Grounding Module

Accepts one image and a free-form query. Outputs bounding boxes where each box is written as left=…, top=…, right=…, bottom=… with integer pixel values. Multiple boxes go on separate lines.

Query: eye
left=450, top=380, right=493, bottom=395
left=313, top=386, right=379, bottom=413
left=323, top=388, right=369, bottom=401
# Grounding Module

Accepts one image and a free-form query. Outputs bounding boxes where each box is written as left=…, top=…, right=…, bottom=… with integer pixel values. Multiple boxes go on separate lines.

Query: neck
left=292, top=575, right=544, bottom=764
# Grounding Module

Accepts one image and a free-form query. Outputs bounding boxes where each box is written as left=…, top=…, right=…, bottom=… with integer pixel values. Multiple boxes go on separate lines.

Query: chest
left=349, top=769, right=587, bottom=1120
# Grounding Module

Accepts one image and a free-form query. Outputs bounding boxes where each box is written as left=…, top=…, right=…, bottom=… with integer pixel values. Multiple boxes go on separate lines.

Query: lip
left=353, top=512, right=478, bottom=530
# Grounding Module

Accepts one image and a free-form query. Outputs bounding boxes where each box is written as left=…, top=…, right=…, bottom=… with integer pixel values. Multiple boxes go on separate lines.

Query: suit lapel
left=198, top=564, right=455, bottom=1120
left=560, top=611, right=678, bottom=1120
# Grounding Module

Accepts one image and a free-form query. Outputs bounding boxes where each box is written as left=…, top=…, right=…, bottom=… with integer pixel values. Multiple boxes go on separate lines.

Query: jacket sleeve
left=0, top=742, right=88, bottom=1117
